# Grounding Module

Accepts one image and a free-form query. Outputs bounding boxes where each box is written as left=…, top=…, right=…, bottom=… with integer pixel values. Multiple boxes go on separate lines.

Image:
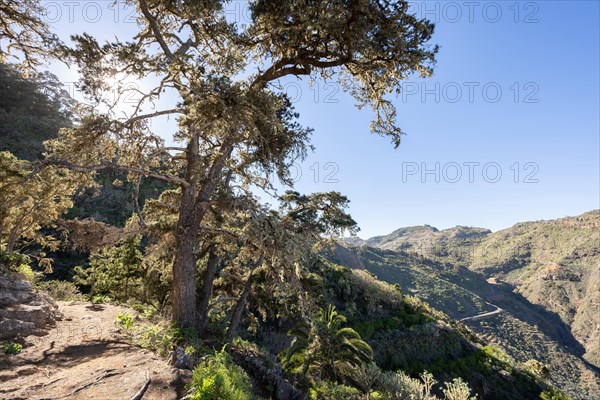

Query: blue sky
left=43, top=1, right=599, bottom=239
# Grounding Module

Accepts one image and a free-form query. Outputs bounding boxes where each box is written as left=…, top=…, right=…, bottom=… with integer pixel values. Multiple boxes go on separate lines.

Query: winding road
left=459, top=302, right=503, bottom=323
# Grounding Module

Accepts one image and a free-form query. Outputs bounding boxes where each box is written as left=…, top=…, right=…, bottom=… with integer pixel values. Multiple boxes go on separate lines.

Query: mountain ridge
left=346, top=210, right=599, bottom=247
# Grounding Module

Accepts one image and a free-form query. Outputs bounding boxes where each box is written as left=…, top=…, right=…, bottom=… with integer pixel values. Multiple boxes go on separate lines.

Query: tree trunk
left=225, top=269, right=255, bottom=344
left=172, top=135, right=202, bottom=329
left=197, top=250, right=218, bottom=336
left=125, top=269, right=129, bottom=301
left=6, top=227, right=18, bottom=252
left=172, top=227, right=200, bottom=328
left=172, top=133, right=235, bottom=329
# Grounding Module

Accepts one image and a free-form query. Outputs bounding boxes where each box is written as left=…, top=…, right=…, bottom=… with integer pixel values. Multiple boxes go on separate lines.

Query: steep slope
left=328, top=245, right=600, bottom=399
left=272, top=260, right=554, bottom=400
left=347, top=211, right=600, bottom=367
left=470, top=210, right=600, bottom=367
left=331, top=210, right=600, bottom=399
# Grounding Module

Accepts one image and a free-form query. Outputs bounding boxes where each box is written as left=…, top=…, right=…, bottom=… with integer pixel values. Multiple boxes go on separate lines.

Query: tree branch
left=251, top=55, right=350, bottom=89
left=121, top=108, right=183, bottom=128
left=130, top=372, right=151, bottom=400
left=138, top=0, right=174, bottom=60
left=198, top=226, right=239, bottom=237
left=255, top=66, right=311, bottom=87
left=39, top=160, right=190, bottom=188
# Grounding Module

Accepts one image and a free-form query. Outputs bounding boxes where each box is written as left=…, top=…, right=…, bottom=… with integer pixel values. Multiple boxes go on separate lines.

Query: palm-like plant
left=283, top=305, right=373, bottom=382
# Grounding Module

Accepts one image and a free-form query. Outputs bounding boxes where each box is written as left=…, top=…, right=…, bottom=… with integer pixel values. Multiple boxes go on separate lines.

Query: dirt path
left=0, top=301, right=191, bottom=400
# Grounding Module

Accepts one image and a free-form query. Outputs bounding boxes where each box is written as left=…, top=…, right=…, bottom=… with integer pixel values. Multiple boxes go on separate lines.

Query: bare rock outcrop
left=0, top=273, right=60, bottom=339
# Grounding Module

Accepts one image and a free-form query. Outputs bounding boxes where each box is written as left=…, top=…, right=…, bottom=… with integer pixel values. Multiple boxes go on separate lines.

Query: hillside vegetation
left=334, top=211, right=600, bottom=399
left=471, top=211, right=600, bottom=366
left=2, top=258, right=559, bottom=400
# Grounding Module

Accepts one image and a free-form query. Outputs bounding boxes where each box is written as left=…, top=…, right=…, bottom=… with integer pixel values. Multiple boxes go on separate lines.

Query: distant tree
left=48, top=0, right=437, bottom=328
left=522, top=359, right=551, bottom=380
left=0, top=63, right=74, bottom=161
left=75, top=235, right=144, bottom=302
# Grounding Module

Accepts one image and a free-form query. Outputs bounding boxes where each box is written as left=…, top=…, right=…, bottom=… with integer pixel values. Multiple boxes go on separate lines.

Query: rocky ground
left=0, top=300, right=190, bottom=400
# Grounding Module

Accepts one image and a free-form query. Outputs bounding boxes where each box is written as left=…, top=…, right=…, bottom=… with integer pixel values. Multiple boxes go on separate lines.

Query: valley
left=332, top=210, right=600, bottom=399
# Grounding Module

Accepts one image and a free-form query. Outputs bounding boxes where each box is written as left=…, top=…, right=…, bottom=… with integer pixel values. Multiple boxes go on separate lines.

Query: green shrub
left=115, top=317, right=205, bottom=358
left=38, top=280, right=84, bottom=301
left=442, top=378, right=477, bottom=400
left=2, top=342, right=23, bottom=355
left=176, top=327, right=209, bottom=357
left=522, top=359, right=550, bottom=379
left=540, top=388, right=572, bottom=400
left=232, top=337, right=261, bottom=354
left=132, top=303, right=158, bottom=319
left=374, top=369, right=477, bottom=400
left=188, top=349, right=252, bottom=400
left=115, top=312, right=135, bottom=330
left=137, top=323, right=177, bottom=355
left=480, top=345, right=513, bottom=366
left=352, top=314, right=403, bottom=340
left=0, top=249, right=30, bottom=272
left=91, top=294, right=111, bottom=304
left=376, top=370, right=436, bottom=400
left=15, top=263, right=39, bottom=284
left=309, top=381, right=362, bottom=400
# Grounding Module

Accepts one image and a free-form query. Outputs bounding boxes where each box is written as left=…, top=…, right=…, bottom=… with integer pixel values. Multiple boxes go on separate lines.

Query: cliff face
left=0, top=273, right=61, bottom=339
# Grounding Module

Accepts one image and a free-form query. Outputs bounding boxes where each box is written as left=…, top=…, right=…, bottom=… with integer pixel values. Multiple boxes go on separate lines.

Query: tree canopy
left=43, top=0, right=436, bottom=329
left=0, top=151, right=92, bottom=268
left=0, top=0, right=59, bottom=70
left=0, top=0, right=437, bottom=330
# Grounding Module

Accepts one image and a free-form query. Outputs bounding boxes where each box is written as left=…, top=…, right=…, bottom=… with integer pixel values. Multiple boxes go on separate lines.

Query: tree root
left=131, top=371, right=152, bottom=400
left=71, top=369, right=120, bottom=395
